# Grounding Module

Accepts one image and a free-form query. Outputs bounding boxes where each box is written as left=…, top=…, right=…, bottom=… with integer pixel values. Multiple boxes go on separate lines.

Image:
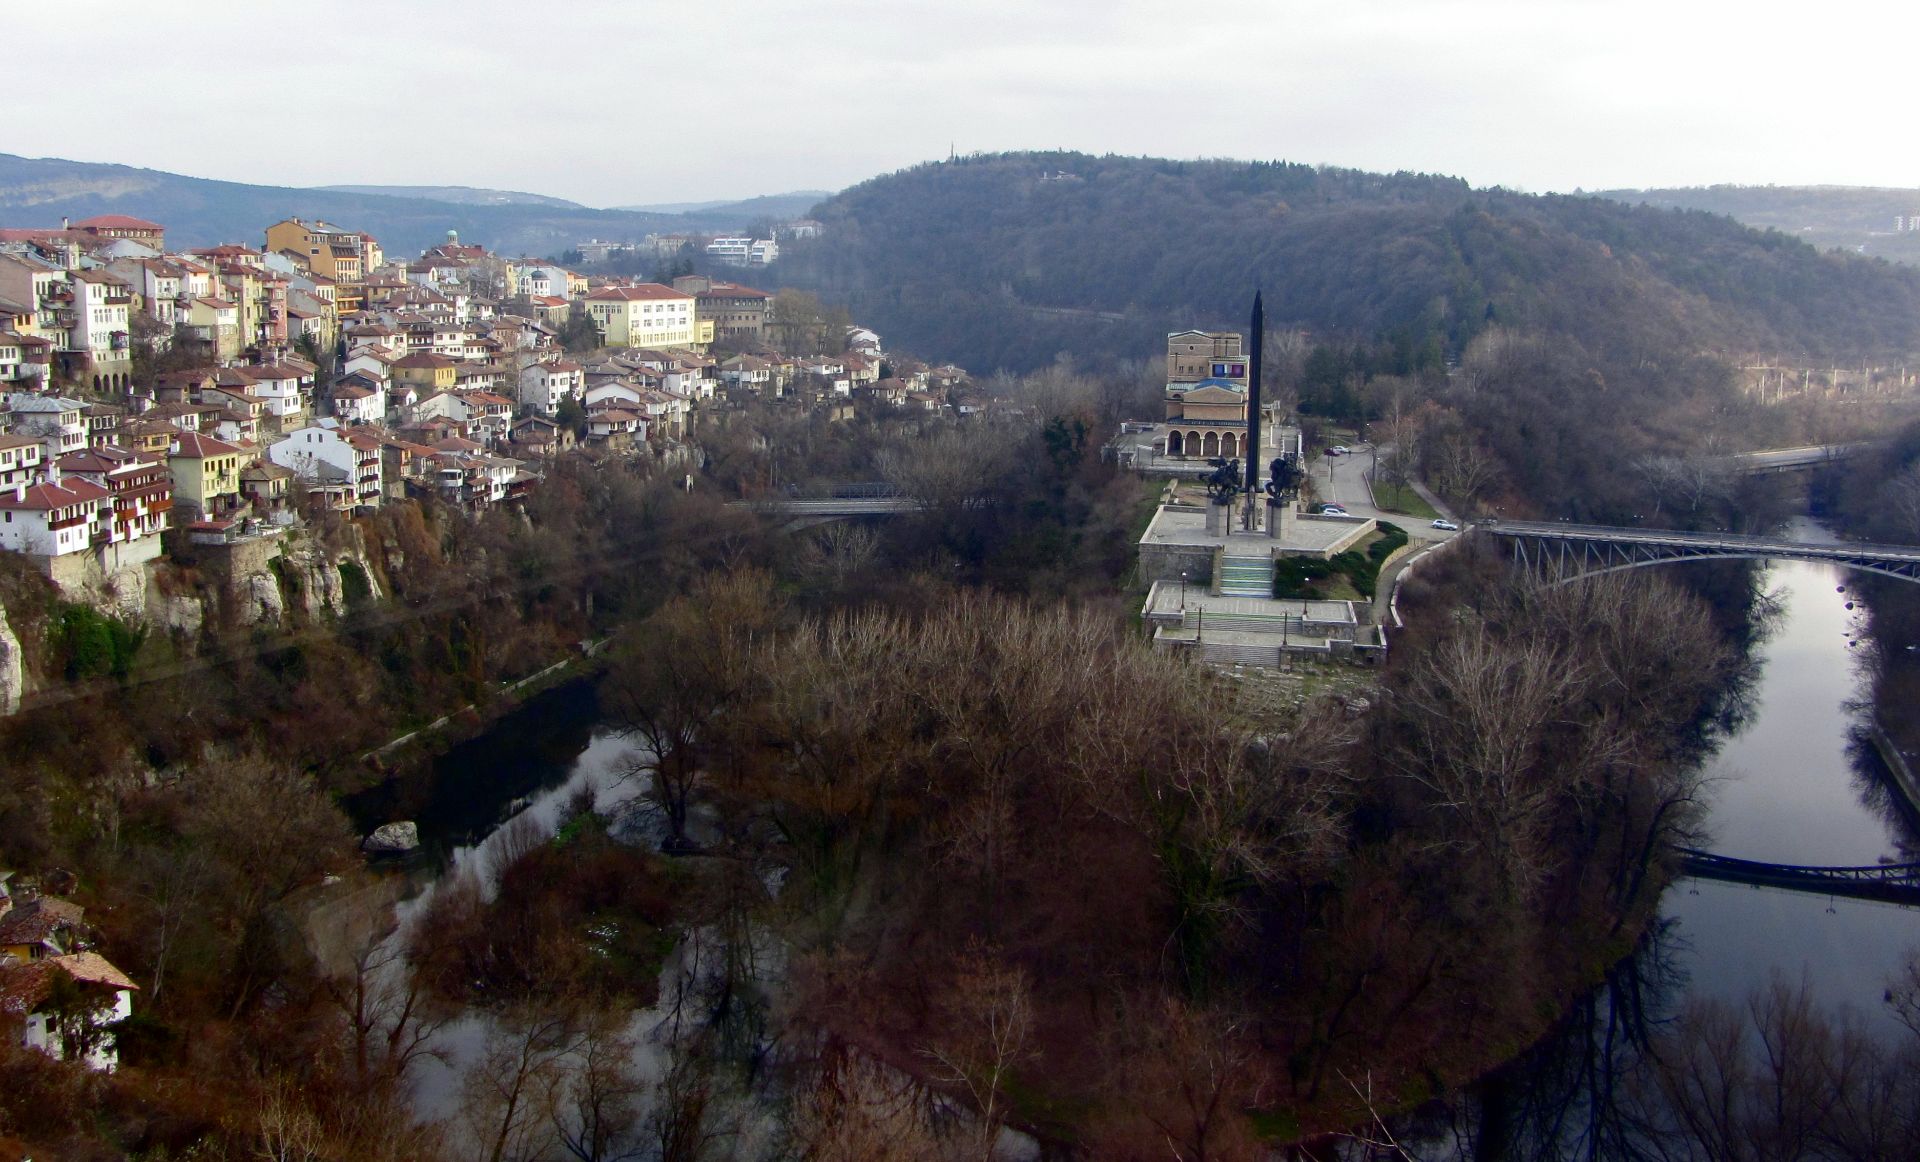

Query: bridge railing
left=1479, top=520, right=1920, bottom=563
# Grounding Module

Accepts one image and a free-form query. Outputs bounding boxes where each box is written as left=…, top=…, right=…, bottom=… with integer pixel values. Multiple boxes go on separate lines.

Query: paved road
left=1309, top=444, right=1456, bottom=544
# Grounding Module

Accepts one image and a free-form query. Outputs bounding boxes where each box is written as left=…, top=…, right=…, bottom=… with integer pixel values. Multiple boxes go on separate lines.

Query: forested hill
left=771, top=152, right=1920, bottom=375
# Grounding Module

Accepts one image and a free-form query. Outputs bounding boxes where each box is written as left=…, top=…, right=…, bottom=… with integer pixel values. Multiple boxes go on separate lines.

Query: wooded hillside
left=773, top=152, right=1920, bottom=375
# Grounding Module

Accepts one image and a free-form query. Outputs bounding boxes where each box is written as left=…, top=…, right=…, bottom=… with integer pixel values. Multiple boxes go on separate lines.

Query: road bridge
left=1480, top=521, right=1920, bottom=585
left=1680, top=848, right=1920, bottom=905
left=1725, top=443, right=1872, bottom=475
left=733, top=496, right=922, bottom=528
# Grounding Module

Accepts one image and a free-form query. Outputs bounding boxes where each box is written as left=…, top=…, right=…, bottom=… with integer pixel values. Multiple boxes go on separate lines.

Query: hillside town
left=0, top=212, right=968, bottom=603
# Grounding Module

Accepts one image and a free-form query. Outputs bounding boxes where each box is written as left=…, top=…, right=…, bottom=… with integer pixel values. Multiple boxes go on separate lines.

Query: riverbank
left=339, top=669, right=610, bottom=853
left=357, top=637, right=611, bottom=773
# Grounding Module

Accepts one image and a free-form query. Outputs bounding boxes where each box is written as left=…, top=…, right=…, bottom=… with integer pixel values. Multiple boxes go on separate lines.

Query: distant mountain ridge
left=0, top=154, right=815, bottom=258
left=1595, top=184, right=1920, bottom=265
left=315, top=184, right=587, bottom=210
left=613, top=191, right=831, bottom=219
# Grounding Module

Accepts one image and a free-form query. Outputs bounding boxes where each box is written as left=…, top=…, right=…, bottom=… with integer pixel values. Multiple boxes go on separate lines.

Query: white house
left=517, top=359, right=585, bottom=415
left=6, top=394, right=89, bottom=461
left=268, top=425, right=382, bottom=510
left=0, top=479, right=109, bottom=557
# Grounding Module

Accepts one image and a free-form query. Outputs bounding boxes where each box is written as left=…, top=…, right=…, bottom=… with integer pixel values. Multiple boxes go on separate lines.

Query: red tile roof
left=171, top=432, right=244, bottom=459
left=74, top=215, right=163, bottom=232
left=0, top=480, right=109, bottom=510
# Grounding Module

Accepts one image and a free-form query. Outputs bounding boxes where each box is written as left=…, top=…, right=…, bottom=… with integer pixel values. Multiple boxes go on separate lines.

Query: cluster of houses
left=0, top=211, right=977, bottom=592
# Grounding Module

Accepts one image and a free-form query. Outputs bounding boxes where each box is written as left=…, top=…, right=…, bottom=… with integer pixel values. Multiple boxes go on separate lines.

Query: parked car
left=1331, top=445, right=1351, bottom=455
left=1317, top=503, right=1349, bottom=516
left=1323, top=446, right=1343, bottom=457
left=1431, top=518, right=1460, bottom=531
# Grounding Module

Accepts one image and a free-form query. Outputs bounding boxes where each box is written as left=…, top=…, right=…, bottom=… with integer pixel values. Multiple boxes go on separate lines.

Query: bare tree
left=329, top=920, right=446, bottom=1090
left=603, top=570, right=780, bottom=849
left=553, top=1016, right=646, bottom=1162
left=875, top=424, right=1014, bottom=523
left=460, top=1003, right=587, bottom=1162
left=1880, top=463, right=1920, bottom=543
left=1389, top=626, right=1588, bottom=902
left=919, top=943, right=1034, bottom=1162
left=787, top=1050, right=951, bottom=1162
left=1428, top=431, right=1503, bottom=513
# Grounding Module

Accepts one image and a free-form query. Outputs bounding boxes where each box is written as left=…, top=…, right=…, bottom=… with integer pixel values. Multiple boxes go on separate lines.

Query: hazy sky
left=10, top=0, right=1913, bottom=206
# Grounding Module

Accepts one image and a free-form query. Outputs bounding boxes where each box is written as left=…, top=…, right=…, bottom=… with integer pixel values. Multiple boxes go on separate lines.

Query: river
left=1662, top=520, right=1920, bottom=1037
left=1438, top=520, right=1920, bottom=1160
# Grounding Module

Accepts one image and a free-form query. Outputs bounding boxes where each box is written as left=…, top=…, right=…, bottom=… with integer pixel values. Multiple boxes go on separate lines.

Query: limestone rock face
left=0, top=597, right=24, bottom=716
left=362, top=821, right=421, bottom=854
left=241, top=571, right=284, bottom=626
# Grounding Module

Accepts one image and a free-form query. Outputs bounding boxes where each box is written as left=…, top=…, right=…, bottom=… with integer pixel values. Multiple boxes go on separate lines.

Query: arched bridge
left=1679, top=848, right=1920, bottom=905
left=1480, top=521, right=1920, bottom=585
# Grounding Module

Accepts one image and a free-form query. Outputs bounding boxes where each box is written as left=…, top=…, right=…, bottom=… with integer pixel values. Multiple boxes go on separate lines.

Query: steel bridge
left=1679, top=848, right=1920, bottom=905
left=1481, top=521, right=1920, bottom=585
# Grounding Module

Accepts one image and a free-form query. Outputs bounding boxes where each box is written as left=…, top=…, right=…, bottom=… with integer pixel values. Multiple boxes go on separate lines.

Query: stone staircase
left=1217, top=554, right=1272, bottom=598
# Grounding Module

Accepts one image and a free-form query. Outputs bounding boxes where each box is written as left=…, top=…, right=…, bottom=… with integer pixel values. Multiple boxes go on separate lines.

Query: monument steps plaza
left=1127, top=297, right=1390, bottom=669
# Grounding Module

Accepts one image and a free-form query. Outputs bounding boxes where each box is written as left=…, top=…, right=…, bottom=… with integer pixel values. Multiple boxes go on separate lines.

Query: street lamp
left=1180, top=569, right=1189, bottom=612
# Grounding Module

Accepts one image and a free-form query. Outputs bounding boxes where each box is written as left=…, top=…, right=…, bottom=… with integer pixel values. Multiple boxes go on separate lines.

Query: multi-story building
left=185, top=296, right=242, bottom=362
left=268, top=425, right=382, bottom=511
left=70, top=215, right=165, bottom=251
left=167, top=431, right=245, bottom=521
left=391, top=353, right=459, bottom=393
left=65, top=271, right=133, bottom=384
left=582, top=284, right=695, bottom=348
left=690, top=281, right=770, bottom=346
left=0, top=436, right=44, bottom=489
left=6, top=394, right=88, bottom=461
left=263, top=219, right=378, bottom=315
left=0, top=478, right=109, bottom=559
left=517, top=359, right=585, bottom=415
left=704, top=237, right=779, bottom=267
left=1165, top=330, right=1249, bottom=393
left=54, top=446, right=171, bottom=565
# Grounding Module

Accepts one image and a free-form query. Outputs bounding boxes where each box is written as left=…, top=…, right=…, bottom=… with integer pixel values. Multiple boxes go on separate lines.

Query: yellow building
left=168, top=431, right=244, bottom=519
left=391, top=353, right=459, bottom=392
left=265, top=219, right=376, bottom=315
left=1162, top=384, right=1251, bottom=460
left=583, top=284, right=695, bottom=348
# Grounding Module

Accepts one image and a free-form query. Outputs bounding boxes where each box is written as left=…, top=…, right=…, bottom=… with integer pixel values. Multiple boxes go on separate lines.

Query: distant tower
left=447, top=229, right=459, bottom=245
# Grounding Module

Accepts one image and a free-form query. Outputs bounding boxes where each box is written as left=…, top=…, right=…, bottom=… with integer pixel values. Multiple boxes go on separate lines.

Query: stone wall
left=1138, top=541, right=1218, bottom=587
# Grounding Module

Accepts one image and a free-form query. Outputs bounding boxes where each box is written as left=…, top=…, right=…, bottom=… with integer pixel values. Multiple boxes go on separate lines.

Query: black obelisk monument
left=1243, top=292, right=1264, bottom=530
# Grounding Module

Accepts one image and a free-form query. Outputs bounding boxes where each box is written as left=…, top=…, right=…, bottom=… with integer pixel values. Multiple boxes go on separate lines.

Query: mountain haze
left=1597, top=184, right=1920, bottom=266
left=613, top=191, right=831, bottom=219
left=0, top=154, right=811, bottom=257
left=315, top=184, right=587, bottom=209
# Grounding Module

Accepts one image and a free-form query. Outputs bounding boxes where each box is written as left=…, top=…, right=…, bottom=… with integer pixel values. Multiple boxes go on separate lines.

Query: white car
left=1331, top=445, right=1351, bottom=455
left=1431, top=518, right=1460, bottom=531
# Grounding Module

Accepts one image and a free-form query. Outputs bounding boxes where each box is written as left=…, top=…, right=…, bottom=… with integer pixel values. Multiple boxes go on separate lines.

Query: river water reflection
left=1662, top=519, right=1920, bottom=1034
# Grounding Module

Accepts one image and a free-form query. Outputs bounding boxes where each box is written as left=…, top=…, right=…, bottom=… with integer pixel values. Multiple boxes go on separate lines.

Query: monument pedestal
left=1267, top=501, right=1295, bottom=540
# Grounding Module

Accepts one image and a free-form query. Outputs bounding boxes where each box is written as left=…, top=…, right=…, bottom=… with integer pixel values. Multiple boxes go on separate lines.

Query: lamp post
left=1179, top=569, right=1189, bottom=613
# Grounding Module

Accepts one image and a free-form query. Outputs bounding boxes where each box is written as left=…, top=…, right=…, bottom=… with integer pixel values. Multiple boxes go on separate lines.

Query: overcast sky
left=9, top=0, right=1913, bottom=206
